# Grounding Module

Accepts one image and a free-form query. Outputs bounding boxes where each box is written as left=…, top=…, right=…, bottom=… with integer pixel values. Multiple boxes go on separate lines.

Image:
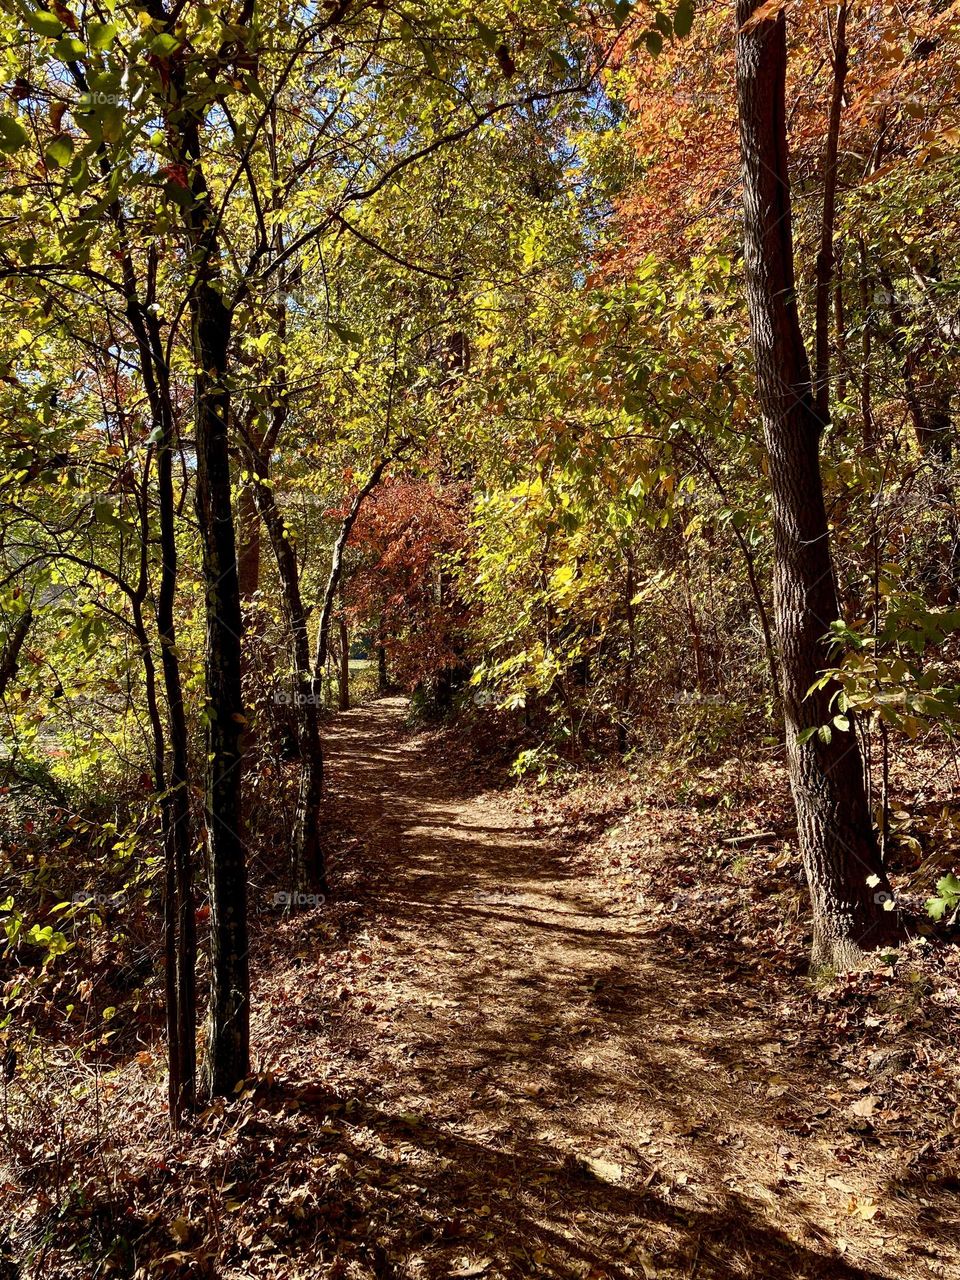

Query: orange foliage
left=345, top=479, right=471, bottom=689
left=609, top=0, right=960, bottom=273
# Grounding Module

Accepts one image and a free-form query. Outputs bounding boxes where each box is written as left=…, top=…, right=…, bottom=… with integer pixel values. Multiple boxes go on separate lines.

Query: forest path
left=260, top=698, right=935, bottom=1280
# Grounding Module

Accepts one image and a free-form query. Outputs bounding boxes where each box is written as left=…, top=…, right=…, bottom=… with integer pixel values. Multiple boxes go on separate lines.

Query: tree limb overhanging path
left=253, top=699, right=952, bottom=1280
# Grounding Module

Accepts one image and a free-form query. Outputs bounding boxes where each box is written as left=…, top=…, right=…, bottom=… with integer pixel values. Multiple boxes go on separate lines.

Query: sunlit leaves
left=927, top=873, right=960, bottom=922
left=43, top=133, right=74, bottom=168
left=24, top=8, right=62, bottom=38
left=88, top=21, right=117, bottom=49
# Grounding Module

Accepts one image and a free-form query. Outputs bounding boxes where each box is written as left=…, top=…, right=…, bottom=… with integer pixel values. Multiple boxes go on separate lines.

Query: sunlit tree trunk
left=735, top=0, right=899, bottom=970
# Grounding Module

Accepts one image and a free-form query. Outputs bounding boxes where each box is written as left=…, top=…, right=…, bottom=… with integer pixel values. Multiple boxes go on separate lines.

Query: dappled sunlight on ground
left=249, top=697, right=954, bottom=1280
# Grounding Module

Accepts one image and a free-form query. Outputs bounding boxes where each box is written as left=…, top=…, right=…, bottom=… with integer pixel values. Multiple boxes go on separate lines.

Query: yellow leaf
left=169, top=1217, right=191, bottom=1244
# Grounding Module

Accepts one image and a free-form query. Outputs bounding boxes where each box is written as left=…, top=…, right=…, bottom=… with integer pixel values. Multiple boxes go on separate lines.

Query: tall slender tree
left=158, top=14, right=249, bottom=1094
left=734, top=0, right=900, bottom=969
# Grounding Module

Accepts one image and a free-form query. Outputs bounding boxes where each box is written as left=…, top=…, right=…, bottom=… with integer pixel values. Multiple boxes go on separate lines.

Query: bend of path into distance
left=272, top=697, right=950, bottom=1280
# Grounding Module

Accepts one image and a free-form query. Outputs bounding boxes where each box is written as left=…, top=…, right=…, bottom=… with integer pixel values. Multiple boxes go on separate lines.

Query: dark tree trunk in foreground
left=165, top=71, right=249, bottom=1093
left=735, top=0, right=899, bottom=970
left=190, top=267, right=249, bottom=1096
left=141, top=303, right=198, bottom=1121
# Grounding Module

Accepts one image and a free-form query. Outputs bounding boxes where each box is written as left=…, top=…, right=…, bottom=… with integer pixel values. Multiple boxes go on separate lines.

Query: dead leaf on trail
left=849, top=1094, right=880, bottom=1118
left=168, top=1217, right=191, bottom=1244
left=449, top=1259, right=492, bottom=1278
left=582, top=1155, right=625, bottom=1183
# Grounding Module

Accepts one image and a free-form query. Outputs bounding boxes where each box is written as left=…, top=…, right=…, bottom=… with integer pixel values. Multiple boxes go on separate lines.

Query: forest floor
left=248, top=697, right=959, bottom=1280
left=7, top=696, right=960, bottom=1279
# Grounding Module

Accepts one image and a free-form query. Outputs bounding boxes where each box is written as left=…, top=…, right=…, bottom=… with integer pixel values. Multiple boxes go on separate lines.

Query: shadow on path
left=255, top=698, right=934, bottom=1280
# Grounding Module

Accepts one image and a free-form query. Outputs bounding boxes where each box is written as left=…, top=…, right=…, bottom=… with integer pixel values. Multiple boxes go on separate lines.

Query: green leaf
left=419, top=39, right=440, bottom=77
left=100, top=105, right=124, bottom=143
left=926, top=873, right=960, bottom=922
left=674, top=0, right=695, bottom=38
left=644, top=31, right=663, bottom=56
left=70, top=156, right=91, bottom=193
left=474, top=18, right=498, bottom=50
left=935, top=872, right=960, bottom=899
left=0, top=115, right=29, bottom=154
left=44, top=133, right=74, bottom=168
left=329, top=320, right=362, bottom=344
left=53, top=36, right=87, bottom=60
left=150, top=32, right=180, bottom=56
left=88, top=21, right=117, bottom=49
left=26, top=8, right=63, bottom=37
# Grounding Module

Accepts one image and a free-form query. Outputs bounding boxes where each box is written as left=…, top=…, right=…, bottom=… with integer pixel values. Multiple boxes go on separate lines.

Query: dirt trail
left=260, top=698, right=950, bottom=1280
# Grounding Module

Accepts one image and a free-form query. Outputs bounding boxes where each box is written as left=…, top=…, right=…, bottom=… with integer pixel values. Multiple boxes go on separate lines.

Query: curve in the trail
left=259, top=697, right=928, bottom=1280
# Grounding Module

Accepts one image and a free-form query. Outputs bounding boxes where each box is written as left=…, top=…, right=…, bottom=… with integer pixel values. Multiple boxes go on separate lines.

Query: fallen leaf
left=850, top=1095, right=880, bottom=1118
left=169, top=1217, right=191, bottom=1244
left=449, top=1260, right=492, bottom=1278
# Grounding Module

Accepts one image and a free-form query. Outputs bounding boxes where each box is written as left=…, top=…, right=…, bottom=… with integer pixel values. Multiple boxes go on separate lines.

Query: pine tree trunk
left=735, top=0, right=899, bottom=970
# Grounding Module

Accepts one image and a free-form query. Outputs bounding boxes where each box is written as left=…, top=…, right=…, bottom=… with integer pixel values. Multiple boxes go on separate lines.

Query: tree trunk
left=249, top=460, right=326, bottom=896
left=735, top=0, right=898, bottom=970
left=878, top=271, right=958, bottom=596
left=164, top=81, right=249, bottom=1095
left=128, top=597, right=181, bottom=1124
left=236, top=483, right=261, bottom=603
left=192, top=284, right=249, bottom=1096
left=813, top=2, right=847, bottom=423
left=132, top=267, right=198, bottom=1123
left=152, top=351, right=197, bottom=1120
left=311, top=457, right=390, bottom=694
left=857, top=241, right=877, bottom=449
left=0, top=607, right=32, bottom=697
left=338, top=616, right=350, bottom=712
